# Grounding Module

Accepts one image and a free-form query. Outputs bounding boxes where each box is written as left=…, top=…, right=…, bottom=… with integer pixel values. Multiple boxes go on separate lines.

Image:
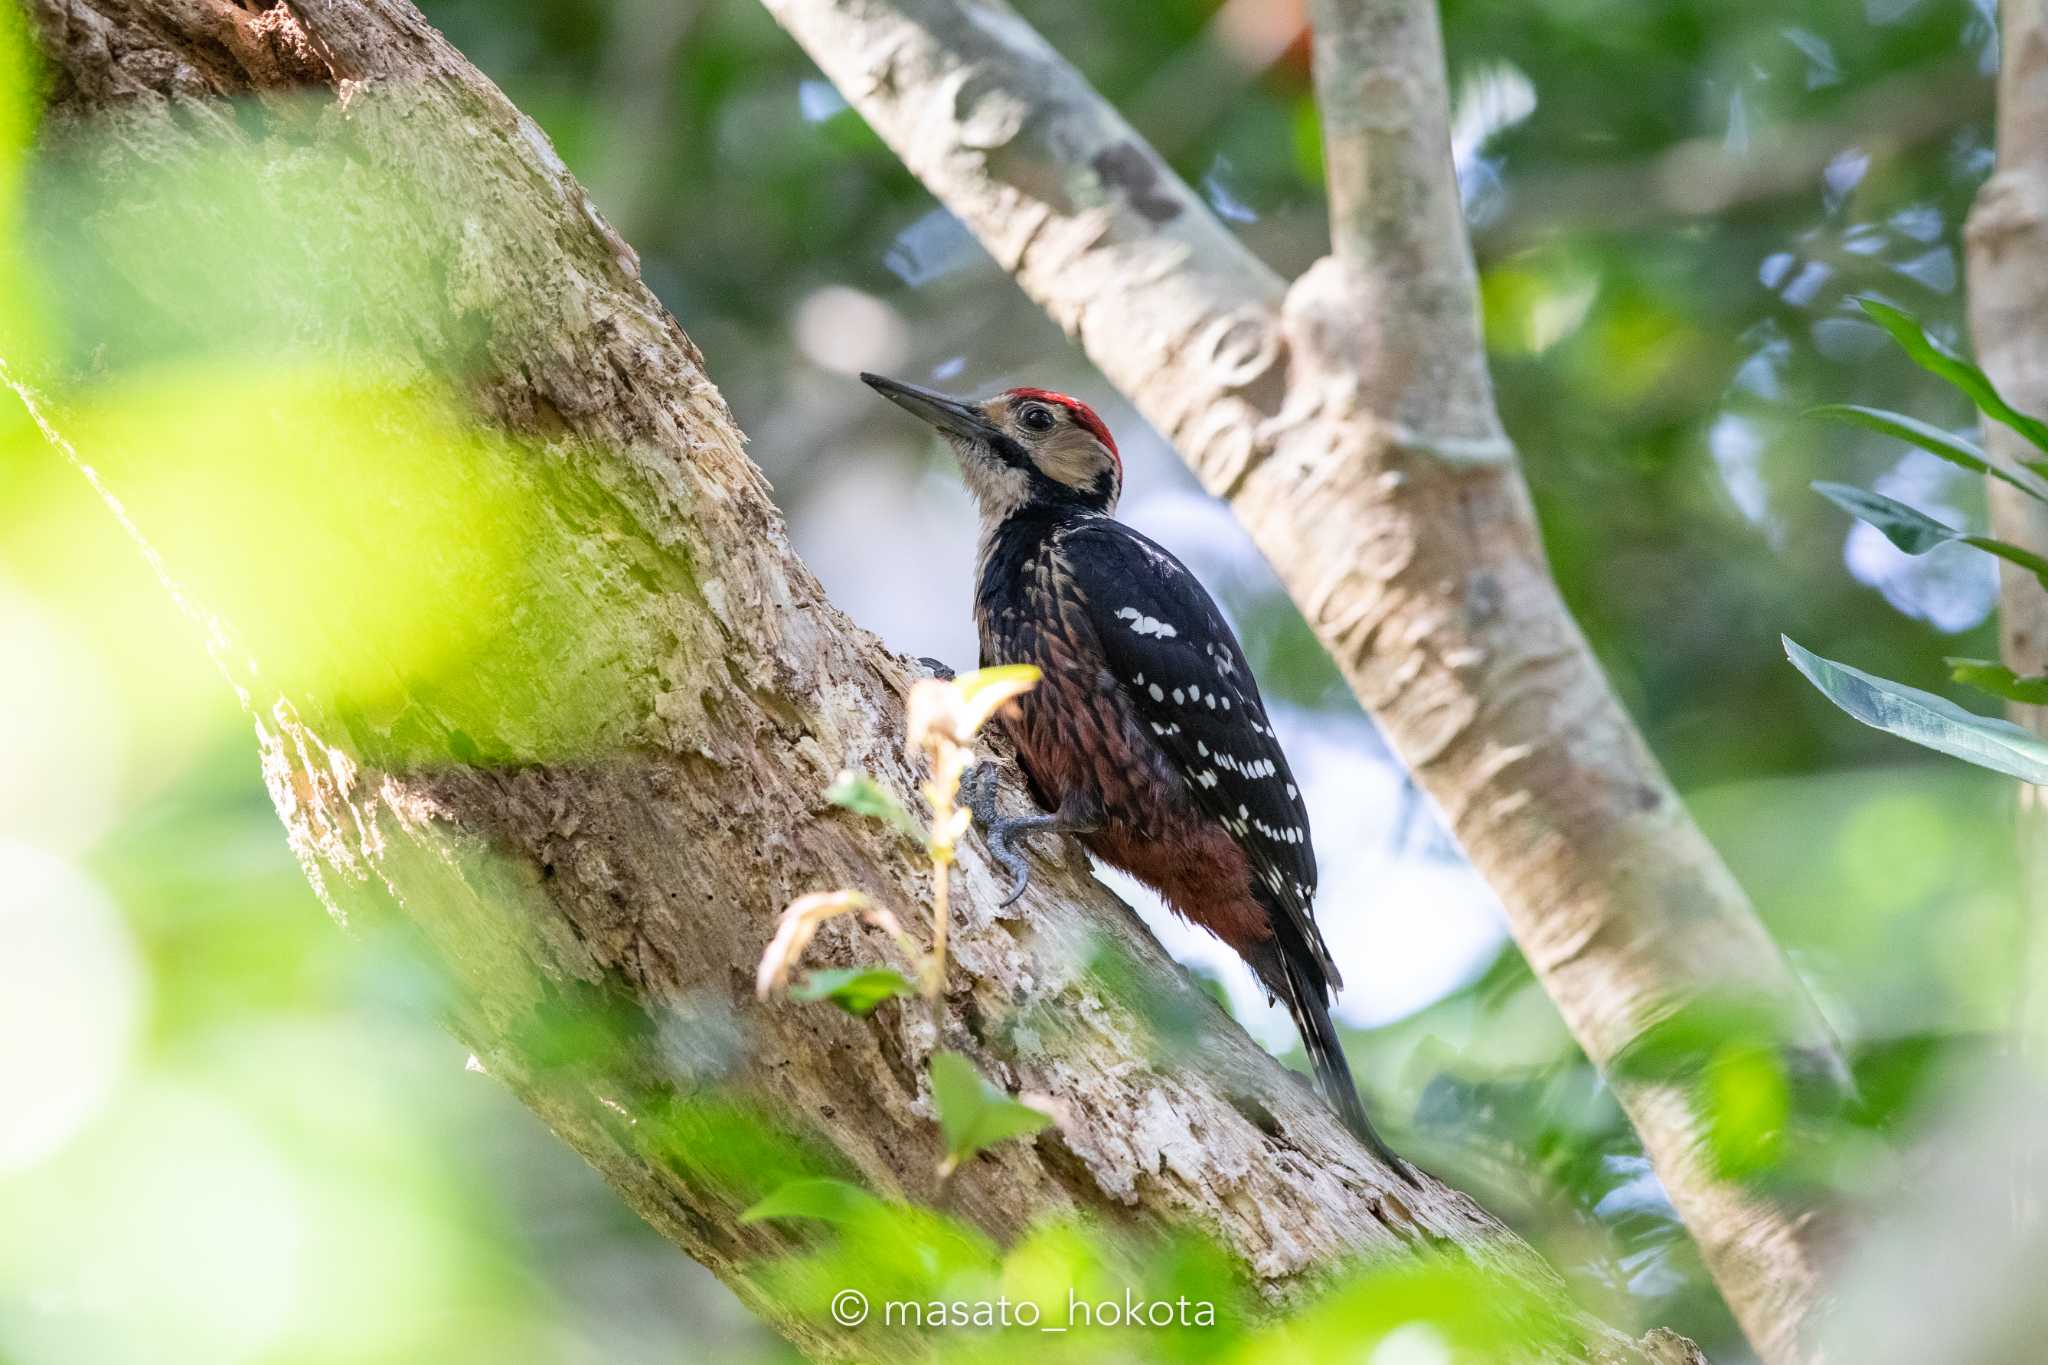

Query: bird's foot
left=917, top=656, right=956, bottom=681
left=960, top=760, right=1002, bottom=828
left=960, top=763, right=1054, bottom=908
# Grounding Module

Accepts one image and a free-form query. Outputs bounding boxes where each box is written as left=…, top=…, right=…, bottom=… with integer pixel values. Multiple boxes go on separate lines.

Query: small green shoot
left=740, top=1177, right=884, bottom=1226
left=789, top=965, right=918, bottom=1017
left=930, top=1050, right=1051, bottom=1179
left=824, top=769, right=927, bottom=843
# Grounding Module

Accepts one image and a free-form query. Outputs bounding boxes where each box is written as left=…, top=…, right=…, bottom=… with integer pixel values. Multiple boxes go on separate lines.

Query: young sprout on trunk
left=756, top=665, right=1040, bottom=1006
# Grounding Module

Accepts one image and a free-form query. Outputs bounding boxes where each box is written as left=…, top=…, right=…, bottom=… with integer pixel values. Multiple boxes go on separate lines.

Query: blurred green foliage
left=1, top=0, right=2039, bottom=1362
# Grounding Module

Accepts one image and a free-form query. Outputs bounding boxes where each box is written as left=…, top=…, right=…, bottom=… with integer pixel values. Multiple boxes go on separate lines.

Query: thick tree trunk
left=1967, top=0, right=2048, bottom=1227
left=757, top=1, right=1853, bottom=1360
left=15, top=1, right=1700, bottom=1361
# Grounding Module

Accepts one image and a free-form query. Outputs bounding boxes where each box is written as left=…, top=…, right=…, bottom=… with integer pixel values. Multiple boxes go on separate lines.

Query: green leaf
left=1783, top=636, right=2048, bottom=783
left=1812, top=481, right=1955, bottom=554
left=929, top=1050, right=1051, bottom=1175
left=1812, top=481, right=2048, bottom=590
left=1945, top=658, right=2048, bottom=706
left=823, top=769, right=925, bottom=842
left=1855, top=297, right=2048, bottom=454
left=1703, top=1040, right=1789, bottom=1178
left=1807, top=404, right=2048, bottom=502
left=788, top=966, right=917, bottom=1016
left=1610, top=995, right=1790, bottom=1083
left=740, top=1177, right=883, bottom=1225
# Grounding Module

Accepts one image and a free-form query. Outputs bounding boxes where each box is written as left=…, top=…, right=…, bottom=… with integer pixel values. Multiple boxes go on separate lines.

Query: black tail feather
left=1274, top=947, right=1415, bottom=1181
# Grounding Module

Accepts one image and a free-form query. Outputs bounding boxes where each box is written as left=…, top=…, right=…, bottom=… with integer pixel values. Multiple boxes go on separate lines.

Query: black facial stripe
left=989, top=433, right=1035, bottom=470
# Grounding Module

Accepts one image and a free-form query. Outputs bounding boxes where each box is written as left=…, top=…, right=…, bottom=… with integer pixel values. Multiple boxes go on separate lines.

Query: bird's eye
left=1019, top=405, right=1056, bottom=432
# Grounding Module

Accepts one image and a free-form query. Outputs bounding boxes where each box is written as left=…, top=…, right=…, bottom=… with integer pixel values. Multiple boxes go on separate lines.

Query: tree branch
left=1966, top=0, right=2048, bottom=1223
left=1306, top=0, right=1495, bottom=444
left=758, top=1, right=1852, bottom=1360
left=18, top=0, right=1696, bottom=1360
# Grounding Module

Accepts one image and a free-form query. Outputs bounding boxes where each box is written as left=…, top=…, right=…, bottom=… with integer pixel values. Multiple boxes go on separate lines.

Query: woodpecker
left=863, top=372, right=1403, bottom=1169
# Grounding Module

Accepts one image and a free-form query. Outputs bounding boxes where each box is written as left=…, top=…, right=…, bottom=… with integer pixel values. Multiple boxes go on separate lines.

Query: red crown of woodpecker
left=1005, top=387, right=1119, bottom=470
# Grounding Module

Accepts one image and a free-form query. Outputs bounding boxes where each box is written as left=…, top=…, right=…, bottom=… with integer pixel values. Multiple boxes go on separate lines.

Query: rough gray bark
left=15, top=1, right=1702, bottom=1361
left=1967, top=0, right=2048, bottom=1227
left=756, top=1, right=1853, bottom=1361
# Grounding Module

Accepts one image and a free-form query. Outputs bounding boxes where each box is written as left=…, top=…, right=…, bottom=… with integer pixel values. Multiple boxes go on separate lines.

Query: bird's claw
left=961, top=763, right=1036, bottom=907
left=917, top=656, right=957, bottom=681
left=988, top=821, right=1034, bottom=908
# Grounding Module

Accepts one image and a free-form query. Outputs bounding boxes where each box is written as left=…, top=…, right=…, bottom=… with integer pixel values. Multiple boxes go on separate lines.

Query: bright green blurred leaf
left=929, top=1050, right=1050, bottom=1176
left=751, top=1196, right=999, bottom=1323
left=788, top=965, right=916, bottom=1016
left=739, top=1177, right=882, bottom=1225
left=1703, top=1040, right=1789, bottom=1177
left=1610, top=995, right=1791, bottom=1083
left=33, top=122, right=466, bottom=377
left=0, top=4, right=33, bottom=177
left=1245, top=1255, right=1577, bottom=1361
left=1783, top=635, right=2048, bottom=783
left=823, top=769, right=925, bottom=842
left=56, top=360, right=679, bottom=766
left=1812, top=481, right=2048, bottom=590
left=651, top=1093, right=850, bottom=1209
left=1855, top=297, right=2048, bottom=455
left=0, top=2, right=43, bottom=365
left=1809, top=403, right=2048, bottom=502
left=1945, top=657, right=2048, bottom=706
left=1288, top=94, right=1324, bottom=188
left=1064, top=932, right=1218, bottom=1066
left=998, top=1219, right=1116, bottom=1323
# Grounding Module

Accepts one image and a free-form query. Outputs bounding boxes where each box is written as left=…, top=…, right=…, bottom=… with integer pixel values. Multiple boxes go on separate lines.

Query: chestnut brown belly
left=998, top=666, right=1274, bottom=953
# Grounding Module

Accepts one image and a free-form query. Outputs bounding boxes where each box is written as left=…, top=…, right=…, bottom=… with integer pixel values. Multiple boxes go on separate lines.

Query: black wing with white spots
left=1056, top=518, right=1336, bottom=978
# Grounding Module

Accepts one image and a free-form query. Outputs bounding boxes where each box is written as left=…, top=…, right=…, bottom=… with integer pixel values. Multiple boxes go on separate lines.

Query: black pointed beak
left=861, top=372, right=998, bottom=444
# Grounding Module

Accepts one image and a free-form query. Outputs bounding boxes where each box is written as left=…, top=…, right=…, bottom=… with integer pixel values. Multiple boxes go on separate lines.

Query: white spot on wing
left=1115, top=607, right=1179, bottom=638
